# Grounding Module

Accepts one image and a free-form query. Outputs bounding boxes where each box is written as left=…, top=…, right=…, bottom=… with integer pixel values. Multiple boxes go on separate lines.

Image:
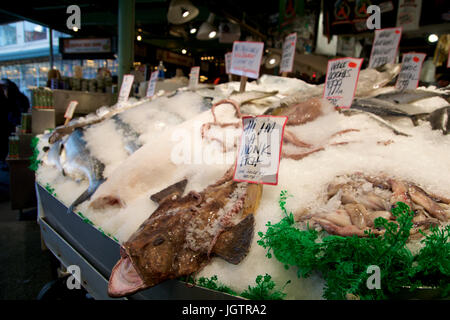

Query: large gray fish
left=350, top=98, right=428, bottom=125
left=373, top=89, right=449, bottom=105
left=62, top=128, right=106, bottom=214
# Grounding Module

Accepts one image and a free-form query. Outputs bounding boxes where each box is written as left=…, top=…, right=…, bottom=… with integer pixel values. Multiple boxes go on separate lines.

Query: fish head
left=108, top=197, right=197, bottom=297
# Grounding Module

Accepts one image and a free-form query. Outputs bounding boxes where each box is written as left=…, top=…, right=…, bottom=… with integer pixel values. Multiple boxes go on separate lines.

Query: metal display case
left=36, top=182, right=240, bottom=300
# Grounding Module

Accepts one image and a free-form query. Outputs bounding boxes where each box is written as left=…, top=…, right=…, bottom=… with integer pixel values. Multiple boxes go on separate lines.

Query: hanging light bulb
left=208, top=30, right=217, bottom=39
left=197, top=13, right=218, bottom=40
left=73, top=26, right=78, bottom=32
left=181, top=49, right=187, bottom=54
left=428, top=34, right=438, bottom=43
left=137, top=35, right=142, bottom=41
left=190, top=27, right=197, bottom=34
left=181, top=8, right=190, bottom=18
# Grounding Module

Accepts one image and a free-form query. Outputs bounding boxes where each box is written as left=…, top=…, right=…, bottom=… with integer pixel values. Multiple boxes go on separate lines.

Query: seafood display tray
left=36, top=183, right=240, bottom=300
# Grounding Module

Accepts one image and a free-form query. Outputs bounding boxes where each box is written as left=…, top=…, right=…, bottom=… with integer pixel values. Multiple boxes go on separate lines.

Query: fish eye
left=153, top=237, right=165, bottom=246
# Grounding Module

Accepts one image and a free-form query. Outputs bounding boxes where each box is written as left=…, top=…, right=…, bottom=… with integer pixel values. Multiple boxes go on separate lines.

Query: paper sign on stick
left=118, top=74, right=134, bottom=102
left=189, top=66, right=200, bottom=89
left=323, top=57, right=363, bottom=108
left=146, top=71, right=159, bottom=98
left=233, top=115, right=287, bottom=185
left=230, top=41, right=264, bottom=79
left=225, top=52, right=232, bottom=74
left=280, top=33, right=297, bottom=74
left=368, top=27, right=402, bottom=69
left=395, top=53, right=426, bottom=90
left=64, top=101, right=78, bottom=119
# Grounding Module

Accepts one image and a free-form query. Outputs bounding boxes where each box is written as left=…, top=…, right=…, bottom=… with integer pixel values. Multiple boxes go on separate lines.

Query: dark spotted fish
left=107, top=179, right=263, bottom=298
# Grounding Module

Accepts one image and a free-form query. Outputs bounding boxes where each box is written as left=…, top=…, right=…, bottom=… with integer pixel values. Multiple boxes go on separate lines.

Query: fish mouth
left=108, top=254, right=145, bottom=298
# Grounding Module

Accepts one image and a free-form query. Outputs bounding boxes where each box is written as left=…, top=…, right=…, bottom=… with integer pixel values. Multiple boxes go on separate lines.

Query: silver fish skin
left=63, top=128, right=105, bottom=214
left=373, top=89, right=449, bottom=105
left=340, top=108, right=410, bottom=137
left=111, top=114, right=143, bottom=155
left=428, top=106, right=450, bottom=135
left=46, top=138, right=66, bottom=176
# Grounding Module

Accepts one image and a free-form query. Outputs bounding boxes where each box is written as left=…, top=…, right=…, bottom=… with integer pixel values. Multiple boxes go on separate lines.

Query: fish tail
left=67, top=179, right=105, bottom=214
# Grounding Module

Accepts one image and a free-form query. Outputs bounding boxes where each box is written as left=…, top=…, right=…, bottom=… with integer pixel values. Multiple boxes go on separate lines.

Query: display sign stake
left=233, top=115, right=287, bottom=185
left=64, top=100, right=78, bottom=125
left=240, top=76, right=248, bottom=92
left=395, top=52, right=426, bottom=90
left=323, top=57, right=363, bottom=108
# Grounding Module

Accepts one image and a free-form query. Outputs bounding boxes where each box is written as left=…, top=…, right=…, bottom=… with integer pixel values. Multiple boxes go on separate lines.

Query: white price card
left=189, top=66, right=200, bottom=89
left=233, top=115, right=287, bottom=185
left=146, top=71, right=159, bottom=98
left=395, top=52, right=426, bottom=90
left=118, top=74, right=134, bottom=102
left=280, top=33, right=297, bottom=74
left=368, top=27, right=402, bottom=69
left=64, top=101, right=78, bottom=119
left=323, top=57, right=363, bottom=108
left=225, top=52, right=232, bottom=74
left=230, top=41, right=264, bottom=79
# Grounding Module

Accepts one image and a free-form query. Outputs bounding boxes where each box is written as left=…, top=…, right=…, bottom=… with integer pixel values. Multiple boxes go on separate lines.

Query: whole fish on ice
left=108, top=178, right=263, bottom=297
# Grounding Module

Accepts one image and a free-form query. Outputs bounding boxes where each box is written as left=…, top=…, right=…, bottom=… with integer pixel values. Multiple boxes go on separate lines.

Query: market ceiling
left=0, top=0, right=280, bottom=55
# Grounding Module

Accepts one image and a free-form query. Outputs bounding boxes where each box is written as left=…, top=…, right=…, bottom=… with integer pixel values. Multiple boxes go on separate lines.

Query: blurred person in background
left=0, top=79, right=30, bottom=167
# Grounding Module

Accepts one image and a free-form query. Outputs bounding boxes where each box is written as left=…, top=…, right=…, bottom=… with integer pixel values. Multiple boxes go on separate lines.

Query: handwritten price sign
left=395, top=53, right=426, bottom=90
left=189, top=66, right=200, bottom=89
left=146, top=71, right=159, bottom=98
left=323, top=57, right=363, bottom=108
left=118, top=74, right=134, bottom=102
left=64, top=101, right=78, bottom=119
left=368, top=27, right=402, bottom=69
left=230, top=41, right=264, bottom=79
left=280, top=33, right=297, bottom=74
left=233, top=115, right=287, bottom=185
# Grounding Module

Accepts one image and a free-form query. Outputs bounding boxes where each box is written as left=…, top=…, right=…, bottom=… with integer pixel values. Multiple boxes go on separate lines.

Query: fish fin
left=212, top=214, right=254, bottom=265
left=150, top=179, right=188, bottom=204
left=67, top=179, right=106, bottom=214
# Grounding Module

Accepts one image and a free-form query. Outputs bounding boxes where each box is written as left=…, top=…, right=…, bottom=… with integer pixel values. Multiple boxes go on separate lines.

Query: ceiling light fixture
left=197, top=13, right=218, bottom=40
left=167, top=0, right=199, bottom=25
left=137, top=35, right=142, bottom=41
left=190, top=27, right=197, bottom=34
left=181, top=49, right=187, bottom=54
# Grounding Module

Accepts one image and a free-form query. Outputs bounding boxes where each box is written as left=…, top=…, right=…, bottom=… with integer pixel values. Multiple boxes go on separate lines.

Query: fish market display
left=34, top=70, right=450, bottom=300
